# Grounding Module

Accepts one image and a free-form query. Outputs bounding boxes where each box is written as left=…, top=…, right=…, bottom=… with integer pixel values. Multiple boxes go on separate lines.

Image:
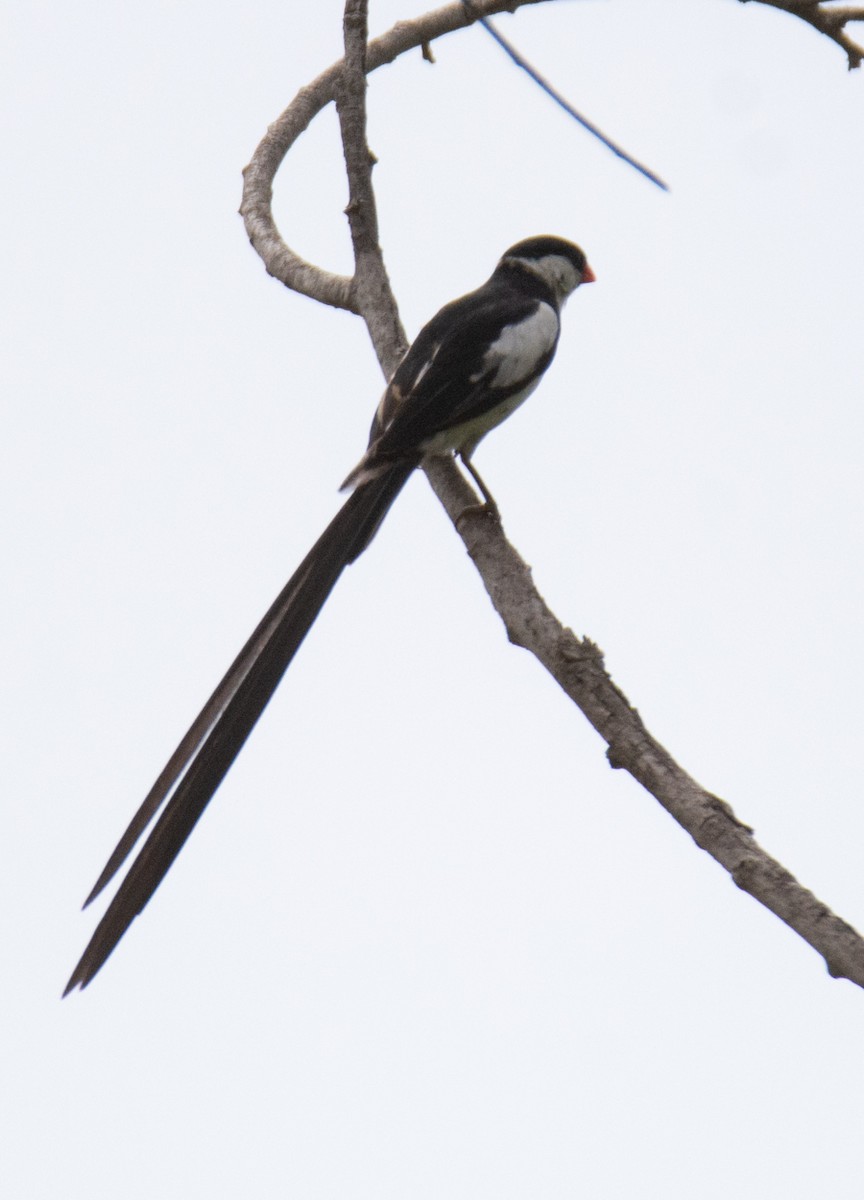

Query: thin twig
left=461, top=0, right=669, bottom=190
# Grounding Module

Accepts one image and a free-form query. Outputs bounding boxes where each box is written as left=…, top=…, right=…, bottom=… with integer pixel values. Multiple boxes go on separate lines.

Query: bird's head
left=498, top=235, right=595, bottom=305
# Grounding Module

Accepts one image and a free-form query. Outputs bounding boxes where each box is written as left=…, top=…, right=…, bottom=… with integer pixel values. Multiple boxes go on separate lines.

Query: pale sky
left=4, top=2, right=864, bottom=1197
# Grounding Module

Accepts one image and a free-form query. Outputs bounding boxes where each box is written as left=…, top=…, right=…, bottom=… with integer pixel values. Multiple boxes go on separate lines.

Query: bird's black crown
left=501, top=235, right=588, bottom=276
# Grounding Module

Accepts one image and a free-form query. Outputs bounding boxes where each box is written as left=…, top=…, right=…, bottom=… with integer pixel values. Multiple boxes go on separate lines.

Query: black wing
left=370, top=287, right=553, bottom=458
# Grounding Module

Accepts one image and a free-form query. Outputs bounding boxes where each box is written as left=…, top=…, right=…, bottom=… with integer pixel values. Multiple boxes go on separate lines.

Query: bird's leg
left=457, top=453, right=500, bottom=521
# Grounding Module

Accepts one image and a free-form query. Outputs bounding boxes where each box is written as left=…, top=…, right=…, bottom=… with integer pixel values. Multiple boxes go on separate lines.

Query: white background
left=4, top=1, right=864, bottom=1196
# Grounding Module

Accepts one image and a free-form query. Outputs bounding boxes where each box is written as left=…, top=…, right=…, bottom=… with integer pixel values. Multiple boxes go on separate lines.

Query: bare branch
left=241, top=0, right=864, bottom=986
left=424, top=457, right=864, bottom=987
left=239, top=0, right=863, bottom=309
left=740, top=0, right=864, bottom=67
left=239, top=1, right=550, bottom=314
left=338, top=0, right=408, bottom=373
left=240, top=80, right=358, bottom=312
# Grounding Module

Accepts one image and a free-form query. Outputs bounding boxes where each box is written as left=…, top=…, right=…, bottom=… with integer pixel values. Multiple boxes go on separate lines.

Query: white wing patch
left=473, top=302, right=559, bottom=388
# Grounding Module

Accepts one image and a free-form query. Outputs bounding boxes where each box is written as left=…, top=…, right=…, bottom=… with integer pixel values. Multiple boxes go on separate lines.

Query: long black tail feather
left=64, top=462, right=415, bottom=994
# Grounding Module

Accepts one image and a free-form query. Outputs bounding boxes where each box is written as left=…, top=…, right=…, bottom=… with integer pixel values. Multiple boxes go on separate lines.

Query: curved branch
left=741, top=0, right=864, bottom=67
left=239, top=0, right=549, bottom=316
left=241, top=0, right=864, bottom=988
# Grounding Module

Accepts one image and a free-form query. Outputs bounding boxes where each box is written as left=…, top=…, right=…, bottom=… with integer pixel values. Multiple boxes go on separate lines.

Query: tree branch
left=240, top=0, right=864, bottom=988
left=337, top=0, right=408, bottom=373
left=445, top=474, right=864, bottom=985
left=240, top=0, right=549, bottom=316
left=741, top=0, right=864, bottom=67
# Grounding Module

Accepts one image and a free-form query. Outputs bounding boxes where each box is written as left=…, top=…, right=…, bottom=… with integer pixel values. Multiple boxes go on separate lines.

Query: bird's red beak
left=582, top=263, right=596, bottom=284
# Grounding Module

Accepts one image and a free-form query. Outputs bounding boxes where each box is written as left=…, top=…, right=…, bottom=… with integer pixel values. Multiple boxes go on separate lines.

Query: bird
left=64, top=234, right=595, bottom=993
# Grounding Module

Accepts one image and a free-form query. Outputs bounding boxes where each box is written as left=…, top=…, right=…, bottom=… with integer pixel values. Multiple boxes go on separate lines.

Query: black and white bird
left=64, top=234, right=595, bottom=993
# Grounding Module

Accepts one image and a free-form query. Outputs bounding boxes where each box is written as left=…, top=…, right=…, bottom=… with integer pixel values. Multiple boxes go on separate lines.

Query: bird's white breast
left=476, top=302, right=559, bottom=389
